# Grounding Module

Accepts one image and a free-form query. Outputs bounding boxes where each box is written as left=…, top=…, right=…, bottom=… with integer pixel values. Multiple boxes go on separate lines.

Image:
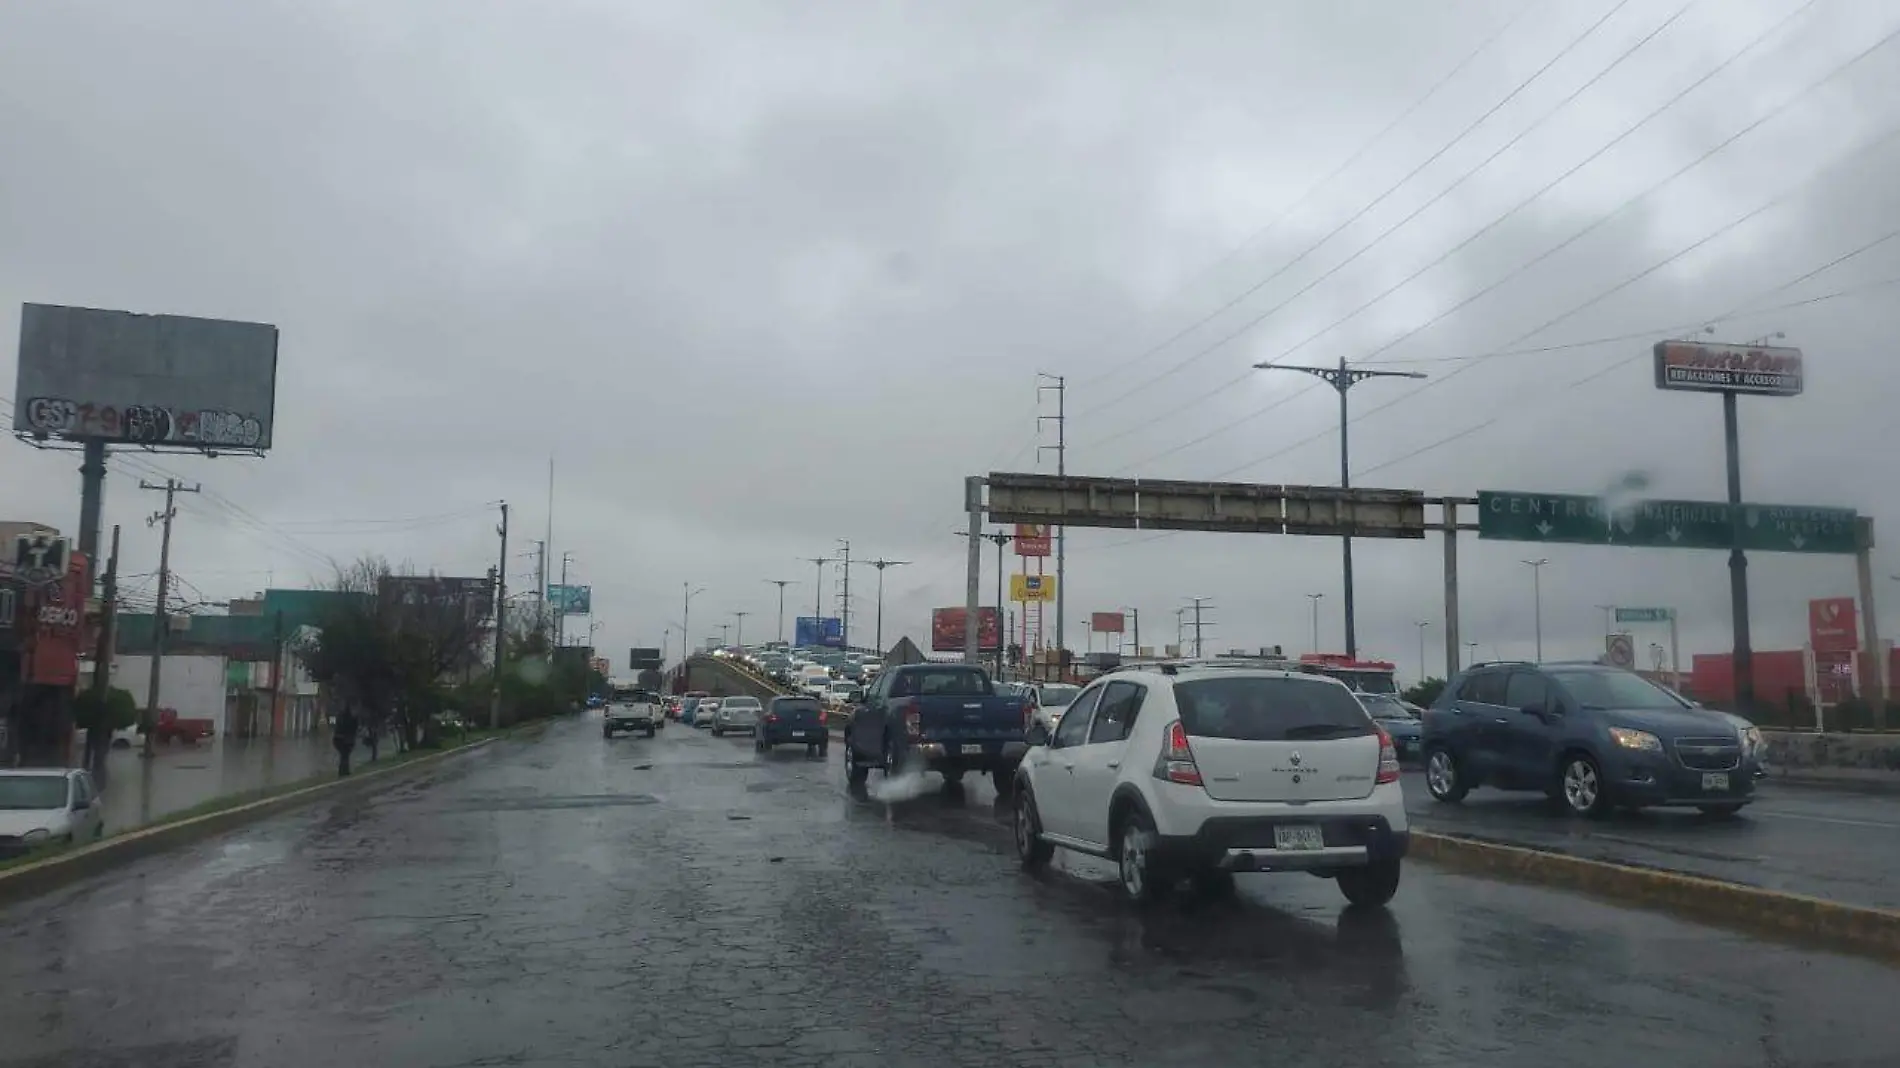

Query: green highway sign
left=1615, top=607, right=1674, bottom=623
left=1476, top=491, right=1858, bottom=554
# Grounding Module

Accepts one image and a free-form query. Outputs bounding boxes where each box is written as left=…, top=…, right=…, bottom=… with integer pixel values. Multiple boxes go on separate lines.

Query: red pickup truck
left=151, top=708, right=215, bottom=745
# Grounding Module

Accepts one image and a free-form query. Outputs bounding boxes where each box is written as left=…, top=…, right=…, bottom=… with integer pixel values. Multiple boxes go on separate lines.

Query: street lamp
left=1255, top=357, right=1425, bottom=658
left=867, top=559, right=910, bottom=655
left=683, top=584, right=705, bottom=658
left=732, top=610, right=750, bottom=650
left=1414, top=620, right=1432, bottom=683
left=1465, top=641, right=1480, bottom=667
left=765, top=580, right=797, bottom=644
left=1523, top=558, right=1549, bottom=662
left=1306, top=593, right=1324, bottom=654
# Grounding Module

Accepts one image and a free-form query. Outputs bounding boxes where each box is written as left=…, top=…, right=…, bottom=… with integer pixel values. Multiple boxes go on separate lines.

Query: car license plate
left=1273, top=824, right=1324, bottom=852
left=1702, top=772, right=1729, bottom=792
left=788, top=730, right=806, bottom=739
left=960, top=744, right=984, bottom=755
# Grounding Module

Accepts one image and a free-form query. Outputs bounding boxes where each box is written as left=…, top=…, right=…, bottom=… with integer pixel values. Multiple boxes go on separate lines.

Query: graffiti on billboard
left=930, top=607, right=1000, bottom=652
left=20, top=398, right=265, bottom=448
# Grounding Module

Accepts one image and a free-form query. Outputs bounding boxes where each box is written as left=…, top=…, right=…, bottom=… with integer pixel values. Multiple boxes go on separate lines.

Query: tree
left=1402, top=677, right=1446, bottom=708
left=73, top=686, right=138, bottom=732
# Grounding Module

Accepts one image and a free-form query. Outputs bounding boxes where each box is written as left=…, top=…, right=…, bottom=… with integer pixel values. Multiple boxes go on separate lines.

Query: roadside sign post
left=1615, top=607, right=1680, bottom=692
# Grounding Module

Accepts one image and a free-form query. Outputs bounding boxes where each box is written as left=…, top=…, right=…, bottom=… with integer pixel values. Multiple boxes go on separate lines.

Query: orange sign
left=1808, top=597, right=1858, bottom=654
left=23, top=552, right=89, bottom=686
left=1014, top=524, right=1051, bottom=557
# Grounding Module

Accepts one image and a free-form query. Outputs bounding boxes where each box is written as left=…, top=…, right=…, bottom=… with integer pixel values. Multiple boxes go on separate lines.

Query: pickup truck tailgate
left=916, top=697, right=1022, bottom=745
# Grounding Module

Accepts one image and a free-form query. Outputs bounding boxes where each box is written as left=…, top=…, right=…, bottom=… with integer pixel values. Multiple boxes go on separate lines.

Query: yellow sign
left=1010, top=574, right=1057, bottom=602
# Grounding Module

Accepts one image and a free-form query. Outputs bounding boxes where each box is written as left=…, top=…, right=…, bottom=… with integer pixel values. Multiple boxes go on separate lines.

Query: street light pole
left=1256, top=357, right=1425, bottom=659
left=1415, top=620, right=1432, bottom=684
left=765, top=580, right=795, bottom=644
left=733, top=611, right=750, bottom=650
left=1306, top=593, right=1324, bottom=654
left=683, top=584, right=705, bottom=659
left=867, top=559, right=910, bottom=655
left=802, top=557, right=834, bottom=644
left=1523, top=558, right=1549, bottom=662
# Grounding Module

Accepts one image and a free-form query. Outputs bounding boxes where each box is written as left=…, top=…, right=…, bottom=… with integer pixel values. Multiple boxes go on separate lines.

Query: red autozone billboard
left=1653, top=340, right=1803, bottom=397
left=1014, top=524, right=1051, bottom=557
left=931, top=607, right=1000, bottom=652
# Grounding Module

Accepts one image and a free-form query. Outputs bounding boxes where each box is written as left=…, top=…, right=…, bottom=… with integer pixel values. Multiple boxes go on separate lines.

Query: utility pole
left=764, top=579, right=796, bottom=644
left=1306, top=593, right=1324, bottom=654
left=1037, top=373, right=1066, bottom=672
left=1523, top=558, right=1549, bottom=662
left=529, top=539, right=548, bottom=646
left=1185, top=596, right=1215, bottom=659
left=84, top=524, right=121, bottom=773
left=268, top=609, right=285, bottom=739
left=1414, top=620, right=1432, bottom=685
left=1255, top=357, right=1425, bottom=658
left=802, top=556, right=834, bottom=643
left=556, top=551, right=573, bottom=648
left=1174, top=607, right=1186, bottom=653
left=1118, top=606, right=1140, bottom=657
left=491, top=502, right=508, bottom=729
left=835, top=539, right=852, bottom=649
left=545, top=456, right=555, bottom=645
left=138, top=479, right=200, bottom=759
left=865, top=560, right=909, bottom=655
left=733, top=611, right=750, bottom=649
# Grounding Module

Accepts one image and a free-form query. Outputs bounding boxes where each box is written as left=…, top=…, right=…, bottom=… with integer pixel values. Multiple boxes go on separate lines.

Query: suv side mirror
left=1025, top=721, right=1050, bottom=747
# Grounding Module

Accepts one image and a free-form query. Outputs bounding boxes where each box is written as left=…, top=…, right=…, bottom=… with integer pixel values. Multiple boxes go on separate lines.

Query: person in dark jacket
left=332, top=707, right=359, bottom=777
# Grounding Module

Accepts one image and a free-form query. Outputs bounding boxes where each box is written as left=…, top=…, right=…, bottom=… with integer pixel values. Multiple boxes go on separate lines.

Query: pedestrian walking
left=332, top=706, right=359, bottom=777
left=363, top=716, right=381, bottom=763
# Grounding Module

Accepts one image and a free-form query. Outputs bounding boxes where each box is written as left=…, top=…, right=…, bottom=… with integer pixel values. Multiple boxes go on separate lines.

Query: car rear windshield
left=1173, top=677, right=1375, bottom=741
left=0, top=776, right=68, bottom=810
left=724, top=698, right=760, bottom=708
left=1039, top=685, right=1081, bottom=707
left=773, top=699, right=820, bottom=714
left=905, top=668, right=991, bottom=696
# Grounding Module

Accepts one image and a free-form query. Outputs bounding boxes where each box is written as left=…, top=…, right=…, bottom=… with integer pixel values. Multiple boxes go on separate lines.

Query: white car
left=711, top=696, right=762, bottom=736
left=0, top=768, right=105, bottom=856
left=1027, top=683, right=1082, bottom=735
left=822, top=680, right=860, bottom=709
left=1011, top=665, right=1407, bottom=907
left=694, top=699, right=722, bottom=727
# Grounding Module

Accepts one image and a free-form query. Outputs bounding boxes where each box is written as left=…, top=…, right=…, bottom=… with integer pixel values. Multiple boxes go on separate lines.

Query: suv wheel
left=844, top=733, right=869, bottom=787
left=1559, top=752, right=1611, bottom=818
left=1424, top=748, right=1468, bottom=803
left=1013, top=787, right=1054, bottom=871
left=1116, top=811, right=1170, bottom=906
left=1336, top=858, right=1401, bottom=907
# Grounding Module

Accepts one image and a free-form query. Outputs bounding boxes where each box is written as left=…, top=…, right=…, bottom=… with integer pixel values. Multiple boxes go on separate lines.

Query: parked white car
left=1012, top=665, right=1407, bottom=907
left=0, top=768, right=105, bottom=857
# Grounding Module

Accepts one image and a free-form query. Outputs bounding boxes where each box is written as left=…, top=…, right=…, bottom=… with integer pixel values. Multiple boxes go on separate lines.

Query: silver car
left=711, top=696, right=762, bottom=736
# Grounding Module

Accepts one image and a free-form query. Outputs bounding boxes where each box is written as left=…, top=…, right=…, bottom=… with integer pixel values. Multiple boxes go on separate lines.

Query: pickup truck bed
left=843, top=664, right=1025, bottom=794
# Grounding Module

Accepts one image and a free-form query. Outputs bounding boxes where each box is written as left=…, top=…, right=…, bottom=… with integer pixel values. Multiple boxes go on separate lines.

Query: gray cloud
left=4, top=0, right=1897, bottom=681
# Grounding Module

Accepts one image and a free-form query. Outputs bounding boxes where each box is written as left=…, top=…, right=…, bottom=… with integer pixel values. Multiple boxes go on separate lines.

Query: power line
left=1071, top=0, right=1639, bottom=421
left=1066, top=0, right=1535, bottom=391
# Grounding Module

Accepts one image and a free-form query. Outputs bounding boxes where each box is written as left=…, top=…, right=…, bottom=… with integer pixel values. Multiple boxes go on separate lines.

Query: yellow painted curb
left=1412, top=831, right=1900, bottom=963
left=0, top=733, right=510, bottom=907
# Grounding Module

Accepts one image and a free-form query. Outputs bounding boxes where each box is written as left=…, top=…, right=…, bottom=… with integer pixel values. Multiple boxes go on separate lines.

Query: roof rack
left=1468, top=660, right=1536, bottom=669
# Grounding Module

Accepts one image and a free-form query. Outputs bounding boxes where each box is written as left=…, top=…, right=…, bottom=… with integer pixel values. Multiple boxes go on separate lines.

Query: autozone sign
left=1652, top=340, right=1803, bottom=397
left=37, top=604, right=79, bottom=628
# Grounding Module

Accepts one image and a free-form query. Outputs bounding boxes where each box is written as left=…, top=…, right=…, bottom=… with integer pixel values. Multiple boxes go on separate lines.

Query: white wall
left=107, top=655, right=228, bottom=718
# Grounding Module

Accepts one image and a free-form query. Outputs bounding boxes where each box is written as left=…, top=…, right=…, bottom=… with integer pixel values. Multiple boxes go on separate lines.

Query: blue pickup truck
left=843, top=663, right=1026, bottom=794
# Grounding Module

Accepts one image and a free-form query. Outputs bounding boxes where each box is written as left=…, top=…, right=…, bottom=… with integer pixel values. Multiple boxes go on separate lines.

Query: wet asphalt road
left=1399, top=770, right=1900, bottom=912
left=4, top=716, right=1898, bottom=1068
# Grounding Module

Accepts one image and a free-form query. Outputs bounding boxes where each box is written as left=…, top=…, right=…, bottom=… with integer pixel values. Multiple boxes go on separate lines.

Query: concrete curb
left=1411, top=830, right=1900, bottom=964
left=0, top=734, right=508, bottom=908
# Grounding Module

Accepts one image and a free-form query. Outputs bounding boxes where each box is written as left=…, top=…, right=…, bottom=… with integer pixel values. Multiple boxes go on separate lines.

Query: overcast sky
left=5, top=0, right=1900, bottom=683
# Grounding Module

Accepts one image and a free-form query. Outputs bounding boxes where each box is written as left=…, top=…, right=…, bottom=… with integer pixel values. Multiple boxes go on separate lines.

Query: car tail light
left=1375, top=724, right=1401, bottom=784
left=1152, top=720, right=1203, bottom=787
left=764, top=713, right=778, bottom=724
left=903, top=702, right=921, bottom=741
left=818, top=709, right=827, bottom=726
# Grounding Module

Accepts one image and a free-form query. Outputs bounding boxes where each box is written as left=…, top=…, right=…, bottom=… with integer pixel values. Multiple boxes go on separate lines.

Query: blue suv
left=1422, top=661, right=1764, bottom=818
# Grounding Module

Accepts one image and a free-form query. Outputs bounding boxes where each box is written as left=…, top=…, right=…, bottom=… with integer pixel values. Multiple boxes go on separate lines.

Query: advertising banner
left=1090, top=611, right=1125, bottom=634
left=629, top=646, right=663, bottom=670
left=1014, top=524, right=1051, bottom=557
left=1808, top=597, right=1858, bottom=654
left=381, top=576, right=494, bottom=625
left=1652, top=340, right=1803, bottom=397
left=547, top=584, right=592, bottom=615
left=1010, top=573, right=1056, bottom=602
left=930, top=607, right=1000, bottom=652
left=23, top=551, right=89, bottom=686
left=794, top=616, right=844, bottom=648
left=15, top=303, right=280, bottom=450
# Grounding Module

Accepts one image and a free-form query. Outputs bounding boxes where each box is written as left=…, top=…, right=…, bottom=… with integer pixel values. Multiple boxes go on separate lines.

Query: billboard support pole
left=1442, top=500, right=1460, bottom=682
left=1856, top=517, right=1885, bottom=724
left=1668, top=610, right=1681, bottom=695
left=491, top=502, right=507, bottom=731
left=77, top=441, right=107, bottom=568
left=964, top=477, right=982, bottom=665
left=995, top=535, right=1005, bottom=678
left=85, top=524, right=120, bottom=773
left=1723, top=390, right=1756, bottom=713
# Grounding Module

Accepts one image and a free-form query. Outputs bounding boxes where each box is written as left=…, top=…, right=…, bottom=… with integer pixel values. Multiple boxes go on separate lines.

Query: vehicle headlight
left=21, top=828, right=50, bottom=843
left=1608, top=727, right=1662, bottom=752
left=1744, top=726, right=1763, bottom=754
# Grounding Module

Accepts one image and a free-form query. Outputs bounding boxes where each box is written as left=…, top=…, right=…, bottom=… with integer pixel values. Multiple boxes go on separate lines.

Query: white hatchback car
left=1012, top=665, right=1407, bottom=906
left=0, top=768, right=105, bottom=857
